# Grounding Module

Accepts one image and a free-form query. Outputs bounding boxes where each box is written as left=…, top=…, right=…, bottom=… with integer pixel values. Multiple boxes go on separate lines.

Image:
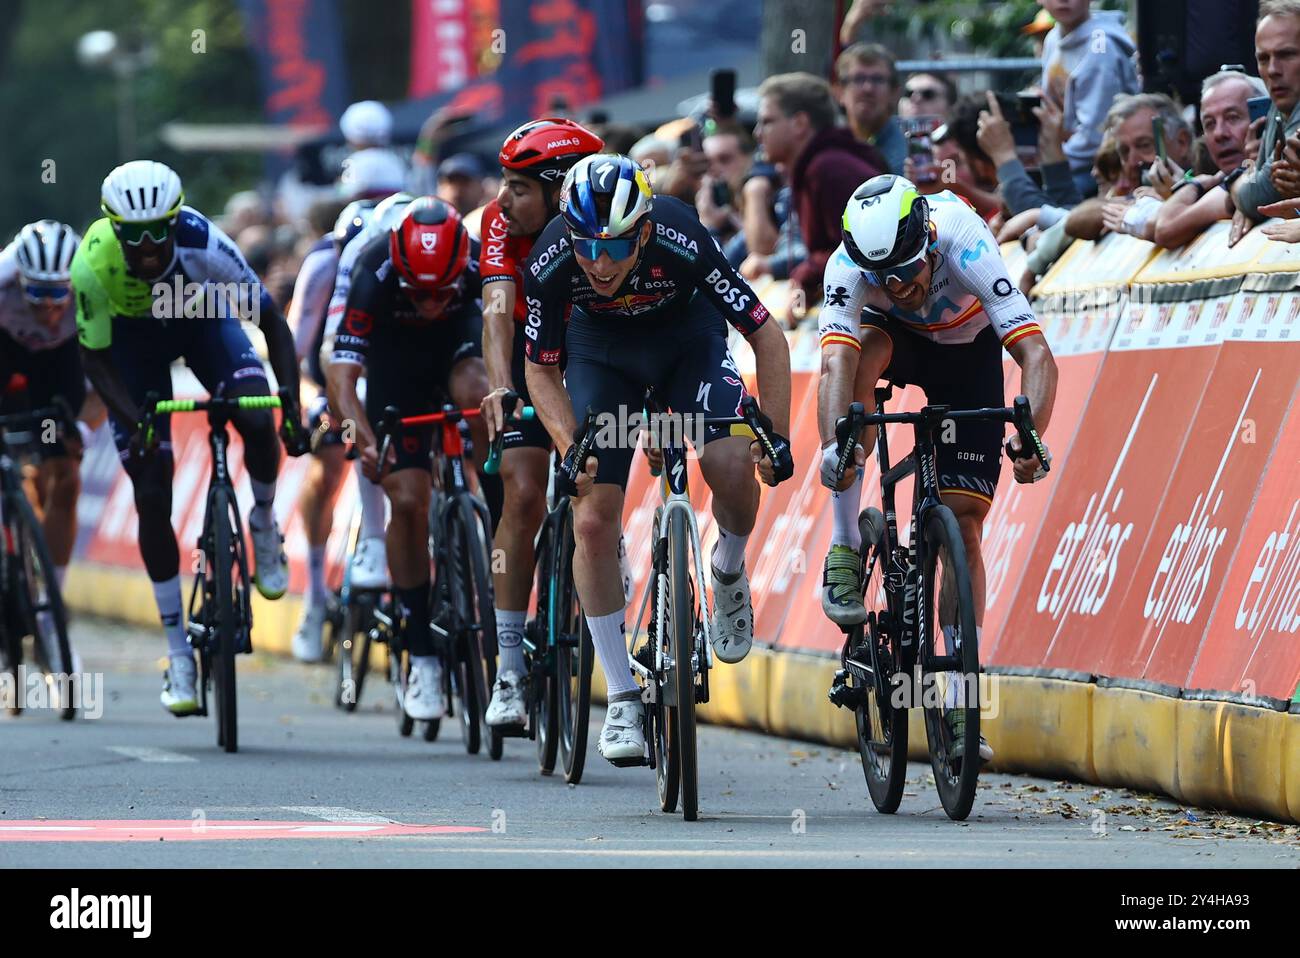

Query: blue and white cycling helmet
left=560, top=154, right=653, bottom=258
left=332, top=199, right=376, bottom=251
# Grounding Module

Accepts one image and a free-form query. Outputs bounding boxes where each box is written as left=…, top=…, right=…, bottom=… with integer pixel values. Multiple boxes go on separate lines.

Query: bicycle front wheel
left=918, top=505, right=981, bottom=821
left=667, top=508, right=699, bottom=821
left=208, top=485, right=241, bottom=753
left=12, top=491, right=75, bottom=719
left=532, top=520, right=559, bottom=775
left=554, top=503, right=593, bottom=785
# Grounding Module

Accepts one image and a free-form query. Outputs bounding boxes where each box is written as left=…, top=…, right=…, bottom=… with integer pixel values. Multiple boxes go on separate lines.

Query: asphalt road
left=2, top=619, right=1298, bottom=868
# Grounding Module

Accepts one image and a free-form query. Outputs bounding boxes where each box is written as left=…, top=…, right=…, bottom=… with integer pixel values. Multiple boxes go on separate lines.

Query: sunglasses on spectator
left=572, top=235, right=639, bottom=261
left=841, top=72, right=892, bottom=88
left=907, top=87, right=943, bottom=101
left=869, top=243, right=932, bottom=288
left=20, top=280, right=71, bottom=304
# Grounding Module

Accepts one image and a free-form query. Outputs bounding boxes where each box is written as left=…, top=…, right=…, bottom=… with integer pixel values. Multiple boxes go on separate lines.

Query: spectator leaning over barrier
left=1065, top=93, right=1193, bottom=242
left=835, top=44, right=906, bottom=174
left=756, top=71, right=885, bottom=324
left=976, top=90, right=1083, bottom=234
left=1039, top=0, right=1140, bottom=198
left=696, top=128, right=753, bottom=248
left=1150, top=71, right=1268, bottom=249
left=1230, top=0, right=1300, bottom=228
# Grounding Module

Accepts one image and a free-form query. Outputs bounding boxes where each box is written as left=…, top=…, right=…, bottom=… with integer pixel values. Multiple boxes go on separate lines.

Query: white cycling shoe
left=485, top=670, right=527, bottom=726
left=292, top=603, right=327, bottom=663
left=404, top=655, right=446, bottom=720
left=249, top=516, right=289, bottom=600
left=597, top=697, right=646, bottom=764
left=710, top=564, right=753, bottom=664
left=350, top=536, right=388, bottom=590
left=160, top=653, right=200, bottom=717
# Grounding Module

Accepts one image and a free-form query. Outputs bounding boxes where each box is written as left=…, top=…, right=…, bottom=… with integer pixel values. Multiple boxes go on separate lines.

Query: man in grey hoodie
left=1040, top=0, right=1140, bottom=198
left=1231, top=0, right=1300, bottom=223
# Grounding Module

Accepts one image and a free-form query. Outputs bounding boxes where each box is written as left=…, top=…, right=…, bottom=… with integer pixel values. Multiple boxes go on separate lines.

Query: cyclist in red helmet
left=326, top=196, right=490, bottom=721
left=478, top=118, right=604, bottom=727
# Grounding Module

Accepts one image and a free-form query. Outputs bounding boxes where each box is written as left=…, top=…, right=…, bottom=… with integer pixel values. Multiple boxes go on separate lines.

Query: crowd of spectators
left=215, top=0, right=1300, bottom=330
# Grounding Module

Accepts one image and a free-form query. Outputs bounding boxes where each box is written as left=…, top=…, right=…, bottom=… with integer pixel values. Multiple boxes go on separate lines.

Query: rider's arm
left=80, top=346, right=139, bottom=434
left=481, top=279, right=516, bottom=390
left=287, top=245, right=337, bottom=364
left=816, top=248, right=871, bottom=446
left=1006, top=333, right=1057, bottom=437
left=326, top=357, right=371, bottom=452
left=326, top=275, right=379, bottom=451
left=523, top=360, right=575, bottom=454
left=520, top=225, right=576, bottom=451
left=70, top=256, right=141, bottom=430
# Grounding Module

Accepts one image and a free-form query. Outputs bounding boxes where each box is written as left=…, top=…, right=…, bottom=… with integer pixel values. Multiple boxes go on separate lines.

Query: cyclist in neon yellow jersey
left=71, top=160, right=308, bottom=716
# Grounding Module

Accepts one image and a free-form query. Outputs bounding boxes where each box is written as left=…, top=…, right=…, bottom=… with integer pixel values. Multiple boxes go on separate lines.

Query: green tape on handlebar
left=154, top=400, right=195, bottom=414
left=238, top=395, right=281, bottom=410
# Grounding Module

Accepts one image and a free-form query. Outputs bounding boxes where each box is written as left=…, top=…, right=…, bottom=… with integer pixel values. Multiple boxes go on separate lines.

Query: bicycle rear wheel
left=855, top=507, right=908, bottom=813
left=12, top=491, right=75, bottom=719
left=444, top=504, right=482, bottom=755
left=334, top=598, right=372, bottom=711
left=918, top=505, right=981, bottom=821
left=208, top=485, right=241, bottom=753
left=554, top=504, right=593, bottom=785
left=667, top=508, right=699, bottom=821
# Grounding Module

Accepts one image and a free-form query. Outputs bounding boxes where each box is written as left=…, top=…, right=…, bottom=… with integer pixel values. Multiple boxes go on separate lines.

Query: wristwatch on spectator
left=1172, top=177, right=1207, bottom=201
left=1220, top=165, right=1247, bottom=193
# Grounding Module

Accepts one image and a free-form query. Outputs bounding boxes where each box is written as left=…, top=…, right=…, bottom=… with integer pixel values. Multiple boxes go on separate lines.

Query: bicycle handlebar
left=831, top=393, right=1050, bottom=486
left=141, top=391, right=286, bottom=449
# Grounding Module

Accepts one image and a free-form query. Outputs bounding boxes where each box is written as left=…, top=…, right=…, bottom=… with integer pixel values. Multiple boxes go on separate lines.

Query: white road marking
left=107, top=746, right=197, bottom=763
left=280, top=806, right=393, bottom=824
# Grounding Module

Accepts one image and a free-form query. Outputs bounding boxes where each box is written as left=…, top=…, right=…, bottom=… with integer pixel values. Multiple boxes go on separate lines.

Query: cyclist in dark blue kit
left=523, top=154, right=793, bottom=764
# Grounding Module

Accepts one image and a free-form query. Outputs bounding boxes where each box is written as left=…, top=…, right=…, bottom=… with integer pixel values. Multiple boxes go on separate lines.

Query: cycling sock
left=249, top=478, right=276, bottom=530
left=943, top=626, right=982, bottom=710
left=357, top=461, right=388, bottom=540
left=586, top=608, right=637, bottom=697
left=495, top=608, right=527, bottom=676
left=831, top=472, right=864, bottom=549
left=152, top=576, right=189, bottom=658
left=397, top=584, right=434, bottom=657
left=307, top=546, right=328, bottom=606
left=711, top=526, right=748, bottom=577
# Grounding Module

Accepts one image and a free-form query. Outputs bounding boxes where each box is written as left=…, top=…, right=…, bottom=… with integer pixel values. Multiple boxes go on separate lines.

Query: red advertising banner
left=409, top=0, right=479, bottom=99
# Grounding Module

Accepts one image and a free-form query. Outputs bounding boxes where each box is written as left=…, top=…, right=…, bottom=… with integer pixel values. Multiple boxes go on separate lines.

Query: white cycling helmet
left=560, top=154, right=653, bottom=238
left=339, top=148, right=407, bottom=200
left=13, top=220, right=81, bottom=283
left=841, top=174, right=931, bottom=273
left=372, top=191, right=415, bottom=233
left=100, top=160, right=184, bottom=224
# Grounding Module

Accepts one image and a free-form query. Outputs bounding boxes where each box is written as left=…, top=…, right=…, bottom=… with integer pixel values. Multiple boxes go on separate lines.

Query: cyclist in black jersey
left=326, top=197, right=488, bottom=722
left=523, top=154, right=793, bottom=764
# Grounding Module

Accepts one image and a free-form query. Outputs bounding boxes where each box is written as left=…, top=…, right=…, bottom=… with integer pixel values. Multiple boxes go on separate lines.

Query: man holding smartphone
left=1231, top=0, right=1300, bottom=224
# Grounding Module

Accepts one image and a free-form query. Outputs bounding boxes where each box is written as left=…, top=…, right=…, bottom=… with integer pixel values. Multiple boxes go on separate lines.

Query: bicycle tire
left=334, top=600, right=368, bottom=711
left=555, top=504, right=592, bottom=785
left=651, top=512, right=679, bottom=813
left=422, top=718, right=441, bottom=741
left=854, top=507, right=908, bottom=814
left=12, top=491, right=75, bottom=719
left=533, top=520, right=559, bottom=775
left=668, top=508, right=699, bottom=821
left=1, top=514, right=22, bottom=715
left=446, top=506, right=481, bottom=755
left=209, top=485, right=240, bottom=753
left=457, top=495, right=501, bottom=760
left=918, top=505, right=981, bottom=821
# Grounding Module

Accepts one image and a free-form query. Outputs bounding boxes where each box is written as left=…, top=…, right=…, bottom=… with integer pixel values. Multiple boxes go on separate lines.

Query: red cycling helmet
left=499, top=117, right=605, bottom=183
left=389, top=197, right=470, bottom=297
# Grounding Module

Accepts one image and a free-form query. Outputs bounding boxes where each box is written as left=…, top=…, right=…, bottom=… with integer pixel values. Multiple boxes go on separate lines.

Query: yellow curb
left=1091, top=685, right=1179, bottom=799
left=983, top=675, right=1096, bottom=782
left=1286, top=714, right=1300, bottom=823
left=1176, top=699, right=1290, bottom=821
left=698, top=645, right=772, bottom=730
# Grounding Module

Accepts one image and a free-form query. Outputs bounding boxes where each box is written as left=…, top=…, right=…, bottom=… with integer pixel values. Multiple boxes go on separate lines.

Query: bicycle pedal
left=495, top=721, right=527, bottom=738
left=607, top=754, right=650, bottom=768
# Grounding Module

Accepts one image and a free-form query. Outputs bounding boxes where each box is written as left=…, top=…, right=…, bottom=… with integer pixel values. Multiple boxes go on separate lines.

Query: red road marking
left=0, top=820, right=486, bottom=842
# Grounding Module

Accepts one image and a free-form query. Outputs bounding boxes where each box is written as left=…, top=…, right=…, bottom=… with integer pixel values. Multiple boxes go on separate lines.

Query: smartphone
left=711, top=179, right=732, bottom=208
left=1015, top=91, right=1042, bottom=125
left=1152, top=116, right=1166, bottom=163
left=680, top=121, right=704, bottom=152
left=1267, top=109, right=1285, bottom=155
left=1248, top=95, right=1273, bottom=124
left=906, top=131, right=937, bottom=183
left=711, top=68, right=737, bottom=119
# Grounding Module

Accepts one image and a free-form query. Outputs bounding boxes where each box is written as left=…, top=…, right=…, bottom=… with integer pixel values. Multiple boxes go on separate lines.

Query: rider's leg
left=35, top=455, right=80, bottom=571
left=700, top=434, right=759, bottom=567
left=299, top=443, right=347, bottom=608
left=826, top=327, right=892, bottom=549
left=124, top=451, right=186, bottom=657
left=447, top=349, right=503, bottom=530
left=493, top=446, right=549, bottom=676
left=382, top=468, right=433, bottom=652
left=572, top=484, right=637, bottom=696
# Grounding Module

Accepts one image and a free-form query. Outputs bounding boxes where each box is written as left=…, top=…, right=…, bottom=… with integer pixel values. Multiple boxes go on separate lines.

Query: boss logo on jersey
left=654, top=222, right=700, bottom=254
left=703, top=268, right=751, bottom=311
left=524, top=295, right=542, bottom=340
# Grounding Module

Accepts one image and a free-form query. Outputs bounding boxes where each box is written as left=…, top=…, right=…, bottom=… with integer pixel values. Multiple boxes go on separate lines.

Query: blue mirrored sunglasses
left=20, top=281, right=71, bottom=304
left=572, top=235, right=638, bottom=261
